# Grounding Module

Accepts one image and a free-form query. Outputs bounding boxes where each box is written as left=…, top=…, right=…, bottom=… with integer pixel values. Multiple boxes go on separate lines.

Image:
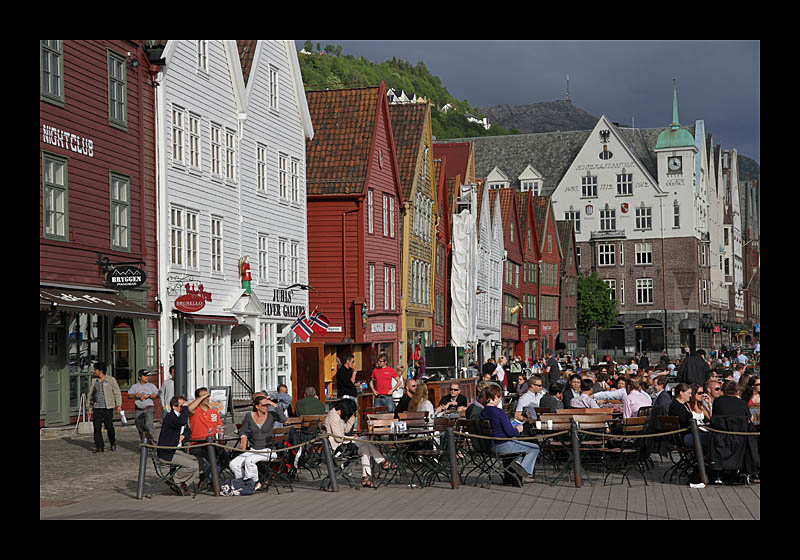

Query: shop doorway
left=112, top=323, right=134, bottom=389
left=44, top=320, right=67, bottom=425
left=231, top=325, right=254, bottom=403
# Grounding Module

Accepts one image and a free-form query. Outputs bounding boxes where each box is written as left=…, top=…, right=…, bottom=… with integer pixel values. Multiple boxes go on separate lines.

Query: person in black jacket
left=678, top=349, right=709, bottom=385
left=710, top=381, right=751, bottom=418
left=157, top=394, right=207, bottom=493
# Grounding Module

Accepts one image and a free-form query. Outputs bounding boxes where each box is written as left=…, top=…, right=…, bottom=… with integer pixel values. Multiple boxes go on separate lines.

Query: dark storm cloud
left=296, top=40, right=759, bottom=163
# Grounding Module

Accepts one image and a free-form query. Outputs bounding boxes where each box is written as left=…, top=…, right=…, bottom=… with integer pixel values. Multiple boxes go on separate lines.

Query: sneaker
left=509, top=460, right=529, bottom=480
left=110, top=443, right=117, bottom=451
left=689, top=483, right=706, bottom=489
left=92, top=448, right=104, bottom=454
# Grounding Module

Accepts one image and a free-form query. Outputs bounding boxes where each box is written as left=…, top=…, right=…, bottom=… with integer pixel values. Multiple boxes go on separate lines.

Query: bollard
left=447, top=426, right=459, bottom=490
left=206, top=437, right=220, bottom=496
left=689, top=419, right=709, bottom=485
left=136, top=434, right=149, bottom=499
left=321, top=435, right=339, bottom=492
left=570, top=419, right=582, bottom=488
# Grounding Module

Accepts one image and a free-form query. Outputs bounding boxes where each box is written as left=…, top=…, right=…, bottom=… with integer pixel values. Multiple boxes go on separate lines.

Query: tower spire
left=671, top=78, right=680, bottom=128
left=565, top=73, right=572, bottom=104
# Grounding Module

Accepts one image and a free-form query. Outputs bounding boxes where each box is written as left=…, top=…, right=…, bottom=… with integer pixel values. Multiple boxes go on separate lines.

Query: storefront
left=40, top=285, right=160, bottom=427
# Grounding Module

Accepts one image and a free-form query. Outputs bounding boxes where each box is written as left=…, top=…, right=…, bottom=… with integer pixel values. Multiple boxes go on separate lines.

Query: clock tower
left=655, top=80, right=698, bottom=235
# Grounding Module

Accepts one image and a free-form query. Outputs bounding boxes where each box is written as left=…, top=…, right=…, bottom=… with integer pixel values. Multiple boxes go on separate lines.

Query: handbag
left=75, top=393, right=93, bottom=435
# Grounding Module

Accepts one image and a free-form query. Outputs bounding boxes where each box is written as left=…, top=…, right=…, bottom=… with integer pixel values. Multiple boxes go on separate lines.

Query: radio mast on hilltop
left=565, top=74, right=572, bottom=104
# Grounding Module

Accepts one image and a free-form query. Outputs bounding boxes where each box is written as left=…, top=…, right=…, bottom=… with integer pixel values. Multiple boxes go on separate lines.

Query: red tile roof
left=389, top=103, right=429, bottom=200
left=236, top=40, right=258, bottom=85
left=305, top=86, right=381, bottom=196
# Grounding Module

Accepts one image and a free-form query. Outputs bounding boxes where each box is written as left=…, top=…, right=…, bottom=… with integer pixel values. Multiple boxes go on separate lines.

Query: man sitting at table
left=651, top=375, right=672, bottom=417
left=514, top=375, right=545, bottom=422
left=156, top=394, right=208, bottom=494
left=394, top=379, right=417, bottom=418
left=187, top=387, right=224, bottom=481
left=466, top=382, right=492, bottom=420
left=592, top=376, right=652, bottom=418
left=539, top=382, right=565, bottom=411
left=295, top=386, right=326, bottom=416
left=569, top=378, right=600, bottom=409
left=436, top=383, right=468, bottom=414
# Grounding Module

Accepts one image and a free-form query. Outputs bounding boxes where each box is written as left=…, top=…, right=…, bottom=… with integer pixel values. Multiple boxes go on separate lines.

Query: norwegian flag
left=309, top=308, right=330, bottom=335
left=291, top=312, right=313, bottom=342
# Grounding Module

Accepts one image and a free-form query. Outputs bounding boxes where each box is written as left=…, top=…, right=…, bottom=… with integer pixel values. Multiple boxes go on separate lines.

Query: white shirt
left=494, top=364, right=505, bottom=382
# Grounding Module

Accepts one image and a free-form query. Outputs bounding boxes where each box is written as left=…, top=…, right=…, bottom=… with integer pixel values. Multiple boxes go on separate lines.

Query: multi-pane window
left=367, top=190, right=374, bottom=234
left=598, top=243, right=615, bottom=266
left=616, top=173, right=633, bottom=195
left=390, top=267, right=396, bottom=310
left=369, top=263, right=375, bottom=310
left=169, top=207, right=184, bottom=266
left=565, top=210, right=580, bottom=233
left=383, top=194, right=388, bottom=236
left=269, top=66, right=279, bottom=110
left=210, top=217, right=223, bottom=273
left=620, top=279, right=625, bottom=305
left=258, top=234, right=268, bottom=282
left=278, top=238, right=288, bottom=284
left=42, top=153, right=68, bottom=240
left=107, top=50, right=127, bottom=128
left=40, top=41, right=64, bottom=105
left=210, top=124, right=222, bottom=177
left=636, top=278, right=654, bottom=304
left=389, top=197, right=395, bottom=237
left=600, top=209, right=616, bottom=231
left=109, top=173, right=130, bottom=251
left=576, top=246, right=581, bottom=269
left=196, top=40, right=208, bottom=73
left=701, top=279, right=708, bottom=305
left=207, top=325, right=224, bottom=387
left=185, top=211, right=198, bottom=269
left=172, top=106, right=185, bottom=164
left=603, top=279, right=616, bottom=300
left=257, top=144, right=267, bottom=191
left=582, top=175, right=597, bottom=198
left=635, top=206, right=652, bottom=230
left=290, top=158, right=300, bottom=203
left=673, top=202, right=680, bottom=228
left=279, top=153, right=288, bottom=199
left=188, top=114, right=201, bottom=169
left=635, top=242, right=653, bottom=265
left=225, top=129, right=236, bottom=182
left=290, top=241, right=299, bottom=284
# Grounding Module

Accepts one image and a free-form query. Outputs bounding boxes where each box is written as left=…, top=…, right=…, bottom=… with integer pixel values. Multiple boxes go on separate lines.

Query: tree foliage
left=297, top=43, right=518, bottom=140
left=577, top=272, right=619, bottom=354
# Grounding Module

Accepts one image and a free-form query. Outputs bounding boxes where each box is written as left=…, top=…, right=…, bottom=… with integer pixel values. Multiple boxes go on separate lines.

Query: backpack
left=220, top=478, right=256, bottom=496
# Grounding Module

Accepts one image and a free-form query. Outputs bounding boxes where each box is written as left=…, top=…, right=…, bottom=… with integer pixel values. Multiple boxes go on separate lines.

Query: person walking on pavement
left=128, top=369, right=158, bottom=443
left=87, top=361, right=122, bottom=453
left=160, top=365, right=175, bottom=415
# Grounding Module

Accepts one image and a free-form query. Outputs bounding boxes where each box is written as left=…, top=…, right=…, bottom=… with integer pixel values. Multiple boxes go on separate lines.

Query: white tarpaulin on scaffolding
left=450, top=209, right=476, bottom=348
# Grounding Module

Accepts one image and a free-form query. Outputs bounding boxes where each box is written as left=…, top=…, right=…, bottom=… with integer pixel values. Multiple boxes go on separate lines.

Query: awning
left=40, top=286, right=160, bottom=319
left=175, top=312, right=238, bottom=326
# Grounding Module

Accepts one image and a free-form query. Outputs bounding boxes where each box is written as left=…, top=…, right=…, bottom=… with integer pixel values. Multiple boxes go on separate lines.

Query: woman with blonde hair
left=408, top=381, right=435, bottom=423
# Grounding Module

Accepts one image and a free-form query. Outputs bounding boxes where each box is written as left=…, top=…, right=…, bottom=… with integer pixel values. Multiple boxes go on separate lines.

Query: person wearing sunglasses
left=436, top=384, right=468, bottom=414
left=514, top=375, right=545, bottom=422
left=370, top=353, right=402, bottom=413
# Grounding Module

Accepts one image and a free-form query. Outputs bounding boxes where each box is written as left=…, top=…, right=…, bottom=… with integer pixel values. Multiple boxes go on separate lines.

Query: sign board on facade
left=106, top=265, right=146, bottom=289
left=174, top=283, right=212, bottom=313
left=42, top=124, right=94, bottom=157
left=262, top=288, right=305, bottom=319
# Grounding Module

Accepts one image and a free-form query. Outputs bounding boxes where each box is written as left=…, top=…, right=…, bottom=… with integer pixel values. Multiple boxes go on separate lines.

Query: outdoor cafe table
left=355, top=427, right=439, bottom=487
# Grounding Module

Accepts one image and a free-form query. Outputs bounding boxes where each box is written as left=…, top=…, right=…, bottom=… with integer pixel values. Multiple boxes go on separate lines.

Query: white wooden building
left=155, top=40, right=313, bottom=400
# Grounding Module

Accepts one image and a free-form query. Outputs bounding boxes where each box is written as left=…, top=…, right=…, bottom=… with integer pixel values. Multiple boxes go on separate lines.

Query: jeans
left=495, top=440, right=540, bottom=476
left=134, top=407, right=155, bottom=439
left=374, top=394, right=395, bottom=413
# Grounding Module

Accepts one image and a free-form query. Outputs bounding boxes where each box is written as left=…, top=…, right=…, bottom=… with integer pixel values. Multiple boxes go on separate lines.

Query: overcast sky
left=295, top=40, right=760, bottom=163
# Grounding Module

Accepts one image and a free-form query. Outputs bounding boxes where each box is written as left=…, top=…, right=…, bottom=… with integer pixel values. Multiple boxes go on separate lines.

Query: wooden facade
left=306, top=83, right=405, bottom=390
left=517, top=190, right=541, bottom=362
left=496, top=188, right=524, bottom=356
left=432, top=157, right=450, bottom=347
left=40, top=40, right=161, bottom=426
left=533, top=196, right=562, bottom=355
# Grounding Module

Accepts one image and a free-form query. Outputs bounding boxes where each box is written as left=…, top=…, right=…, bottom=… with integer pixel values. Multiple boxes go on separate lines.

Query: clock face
left=668, top=156, right=682, bottom=172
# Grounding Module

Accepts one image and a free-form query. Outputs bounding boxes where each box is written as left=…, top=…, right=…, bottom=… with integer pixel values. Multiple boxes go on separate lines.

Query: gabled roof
left=433, top=141, right=472, bottom=184
left=305, top=86, right=383, bottom=196
left=497, top=188, right=522, bottom=262
left=517, top=192, right=529, bottom=236
left=556, top=220, right=574, bottom=254
left=236, top=40, right=257, bottom=85
left=388, top=102, right=429, bottom=200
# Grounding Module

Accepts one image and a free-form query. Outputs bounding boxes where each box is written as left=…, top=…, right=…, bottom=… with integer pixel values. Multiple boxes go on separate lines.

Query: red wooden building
left=304, top=82, right=405, bottom=394
left=40, top=40, right=162, bottom=427
left=432, top=157, right=449, bottom=346
left=517, top=191, right=541, bottom=362
left=556, top=220, right=579, bottom=355
left=532, top=196, right=563, bottom=356
left=496, top=188, right=524, bottom=359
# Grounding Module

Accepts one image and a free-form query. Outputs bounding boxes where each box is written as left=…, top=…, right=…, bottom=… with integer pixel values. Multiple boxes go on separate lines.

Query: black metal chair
left=145, top=447, right=195, bottom=498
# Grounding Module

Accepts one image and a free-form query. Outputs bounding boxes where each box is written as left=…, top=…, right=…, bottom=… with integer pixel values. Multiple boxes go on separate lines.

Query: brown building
left=40, top=41, right=163, bottom=427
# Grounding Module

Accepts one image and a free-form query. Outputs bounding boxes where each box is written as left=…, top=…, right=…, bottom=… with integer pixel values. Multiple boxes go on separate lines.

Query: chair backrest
left=658, top=415, right=680, bottom=432
left=368, top=418, right=395, bottom=434
left=272, top=426, right=291, bottom=446
left=538, top=414, right=572, bottom=431
left=636, top=405, right=653, bottom=418
left=367, top=413, right=395, bottom=421
left=534, top=407, right=554, bottom=415
left=434, top=416, right=457, bottom=431
left=284, top=417, right=302, bottom=427
left=366, top=406, right=387, bottom=415
left=622, top=416, right=647, bottom=434
left=604, top=400, right=623, bottom=405
left=572, top=414, right=612, bottom=430
left=301, top=414, right=326, bottom=430
left=555, top=407, right=613, bottom=415
left=399, top=411, right=427, bottom=420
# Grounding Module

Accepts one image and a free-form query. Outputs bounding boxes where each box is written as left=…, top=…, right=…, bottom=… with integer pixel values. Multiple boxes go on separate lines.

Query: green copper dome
left=655, top=80, right=695, bottom=150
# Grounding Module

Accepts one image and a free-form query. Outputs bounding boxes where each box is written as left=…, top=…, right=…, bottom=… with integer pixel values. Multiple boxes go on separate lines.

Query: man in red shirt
left=369, top=353, right=402, bottom=413
left=188, top=386, right=224, bottom=483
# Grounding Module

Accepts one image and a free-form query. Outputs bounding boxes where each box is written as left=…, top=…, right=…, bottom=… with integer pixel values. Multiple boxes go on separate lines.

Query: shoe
left=92, top=448, right=104, bottom=454
left=178, top=482, right=189, bottom=495
left=509, top=460, right=528, bottom=480
left=110, top=443, right=117, bottom=451
left=145, top=431, right=154, bottom=443
left=521, top=476, right=536, bottom=484
left=361, top=476, right=377, bottom=488
left=713, top=478, right=724, bottom=486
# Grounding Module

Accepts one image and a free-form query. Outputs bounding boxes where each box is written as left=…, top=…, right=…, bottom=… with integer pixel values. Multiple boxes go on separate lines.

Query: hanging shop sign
left=175, top=283, right=212, bottom=313
left=105, top=265, right=147, bottom=289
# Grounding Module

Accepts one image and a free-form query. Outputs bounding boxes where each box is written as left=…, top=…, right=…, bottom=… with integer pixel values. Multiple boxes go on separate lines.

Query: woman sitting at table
left=480, top=384, right=539, bottom=483
left=408, top=382, right=435, bottom=424
left=229, top=395, right=287, bottom=485
left=740, top=377, right=760, bottom=406
left=324, top=398, right=392, bottom=488
left=689, top=383, right=712, bottom=423
left=670, top=383, right=709, bottom=450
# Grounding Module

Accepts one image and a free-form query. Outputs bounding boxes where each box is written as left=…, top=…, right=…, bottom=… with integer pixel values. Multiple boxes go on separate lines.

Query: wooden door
left=291, top=342, right=324, bottom=410
left=44, top=320, right=67, bottom=425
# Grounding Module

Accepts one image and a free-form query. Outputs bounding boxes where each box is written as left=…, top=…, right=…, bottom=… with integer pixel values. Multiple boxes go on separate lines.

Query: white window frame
left=290, top=158, right=300, bottom=203
left=185, top=210, right=199, bottom=269
left=390, top=267, right=396, bottom=310
left=278, top=237, right=288, bottom=284
left=369, top=263, right=375, bottom=310
left=188, top=113, right=201, bottom=170
left=257, top=143, right=268, bottom=192
left=389, top=197, right=395, bottom=238
left=600, top=209, right=616, bottom=231
left=598, top=243, right=615, bottom=266
left=210, top=216, right=223, bottom=274
left=225, top=128, right=237, bottom=183
left=636, top=278, right=654, bottom=304
left=42, top=152, right=68, bottom=241
left=635, top=206, right=652, bottom=230
left=171, top=105, right=185, bottom=165
left=384, top=265, right=390, bottom=310
left=616, top=173, right=633, bottom=195
left=169, top=206, right=184, bottom=267
left=278, top=153, right=288, bottom=200
left=565, top=210, right=580, bottom=233
left=210, top=123, right=222, bottom=178
left=582, top=175, right=597, bottom=198
left=603, top=279, right=616, bottom=300
left=269, top=65, right=279, bottom=111
left=367, top=189, right=374, bottom=234
left=620, top=278, right=625, bottom=305
left=196, top=40, right=208, bottom=73
left=673, top=202, right=681, bottom=228
left=635, top=242, right=653, bottom=265
left=383, top=193, right=388, bottom=236
left=290, top=241, right=299, bottom=284
left=258, top=233, right=269, bottom=283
